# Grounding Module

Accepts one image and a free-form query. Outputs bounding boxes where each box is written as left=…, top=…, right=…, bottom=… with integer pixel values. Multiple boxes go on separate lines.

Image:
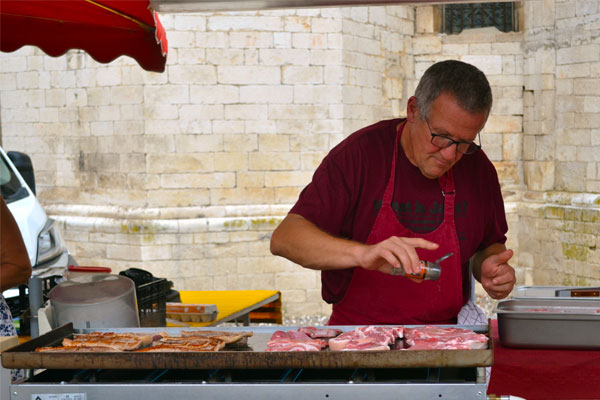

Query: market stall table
left=1, top=323, right=491, bottom=399
left=487, top=319, right=600, bottom=399
left=167, top=290, right=281, bottom=327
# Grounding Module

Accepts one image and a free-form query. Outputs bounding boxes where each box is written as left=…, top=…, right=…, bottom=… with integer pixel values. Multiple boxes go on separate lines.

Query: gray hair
left=414, top=60, right=493, bottom=120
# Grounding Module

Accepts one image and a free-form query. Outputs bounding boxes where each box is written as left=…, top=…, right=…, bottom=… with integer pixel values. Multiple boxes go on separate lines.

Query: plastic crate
left=5, top=275, right=61, bottom=335
left=136, top=278, right=171, bottom=327
left=248, top=297, right=283, bottom=324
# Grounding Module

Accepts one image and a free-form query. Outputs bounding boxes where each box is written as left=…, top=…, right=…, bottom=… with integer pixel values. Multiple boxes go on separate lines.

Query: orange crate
left=249, top=298, right=282, bottom=324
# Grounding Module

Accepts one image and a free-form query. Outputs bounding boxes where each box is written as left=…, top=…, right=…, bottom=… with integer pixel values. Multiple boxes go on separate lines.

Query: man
left=270, top=60, right=516, bottom=325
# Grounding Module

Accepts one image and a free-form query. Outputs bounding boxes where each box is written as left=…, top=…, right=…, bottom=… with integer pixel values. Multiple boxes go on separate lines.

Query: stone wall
left=1, top=0, right=598, bottom=320
left=0, top=6, right=416, bottom=318
left=517, top=0, right=600, bottom=288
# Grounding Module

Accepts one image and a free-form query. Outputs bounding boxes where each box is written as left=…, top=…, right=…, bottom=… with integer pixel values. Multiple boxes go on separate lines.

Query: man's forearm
left=270, top=213, right=364, bottom=271
left=0, top=265, right=32, bottom=292
left=470, top=242, right=507, bottom=282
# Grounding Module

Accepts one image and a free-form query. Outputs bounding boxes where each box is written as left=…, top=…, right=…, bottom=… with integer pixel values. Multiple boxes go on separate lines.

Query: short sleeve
left=290, top=152, right=353, bottom=237
left=480, top=159, right=508, bottom=249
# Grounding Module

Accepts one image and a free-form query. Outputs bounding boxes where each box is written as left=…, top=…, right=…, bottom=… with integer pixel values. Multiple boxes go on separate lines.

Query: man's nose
left=439, top=144, right=459, bottom=160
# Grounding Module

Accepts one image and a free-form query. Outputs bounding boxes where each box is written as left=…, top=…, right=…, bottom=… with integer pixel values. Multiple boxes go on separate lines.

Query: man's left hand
left=480, top=249, right=516, bottom=299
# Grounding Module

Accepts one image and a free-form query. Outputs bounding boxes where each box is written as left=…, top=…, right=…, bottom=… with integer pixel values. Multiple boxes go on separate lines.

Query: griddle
left=2, top=323, right=493, bottom=370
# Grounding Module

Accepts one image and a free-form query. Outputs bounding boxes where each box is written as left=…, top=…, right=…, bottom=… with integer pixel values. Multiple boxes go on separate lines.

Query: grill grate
left=30, top=367, right=478, bottom=385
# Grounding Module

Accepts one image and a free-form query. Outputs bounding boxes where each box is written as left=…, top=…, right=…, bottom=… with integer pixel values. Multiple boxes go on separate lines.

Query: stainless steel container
left=514, top=285, right=600, bottom=298
left=49, top=274, right=140, bottom=329
left=495, top=298, right=600, bottom=349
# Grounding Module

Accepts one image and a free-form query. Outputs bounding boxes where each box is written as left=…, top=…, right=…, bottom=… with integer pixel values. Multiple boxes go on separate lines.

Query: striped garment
left=1, top=294, right=24, bottom=382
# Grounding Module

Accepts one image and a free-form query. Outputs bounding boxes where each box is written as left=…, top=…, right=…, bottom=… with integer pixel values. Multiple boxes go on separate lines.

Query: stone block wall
left=516, top=0, right=600, bottom=289
left=0, top=6, right=415, bottom=318
left=515, top=193, right=600, bottom=287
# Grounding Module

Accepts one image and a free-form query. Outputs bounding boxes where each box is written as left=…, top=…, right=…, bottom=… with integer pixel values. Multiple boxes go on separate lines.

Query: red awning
left=0, top=0, right=168, bottom=73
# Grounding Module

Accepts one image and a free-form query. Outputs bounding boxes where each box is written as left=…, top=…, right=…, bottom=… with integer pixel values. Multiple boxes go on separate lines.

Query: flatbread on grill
left=36, top=345, right=122, bottom=352
left=35, top=330, right=252, bottom=353
left=180, top=330, right=253, bottom=344
left=136, top=341, right=224, bottom=352
left=62, top=332, right=148, bottom=351
left=154, top=336, right=227, bottom=351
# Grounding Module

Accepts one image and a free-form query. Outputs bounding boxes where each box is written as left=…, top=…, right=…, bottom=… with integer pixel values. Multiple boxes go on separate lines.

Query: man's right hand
left=271, top=213, right=438, bottom=276
left=355, top=237, right=439, bottom=276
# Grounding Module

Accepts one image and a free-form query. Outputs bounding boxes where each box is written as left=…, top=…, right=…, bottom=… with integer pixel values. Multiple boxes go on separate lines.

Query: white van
left=0, top=146, right=74, bottom=331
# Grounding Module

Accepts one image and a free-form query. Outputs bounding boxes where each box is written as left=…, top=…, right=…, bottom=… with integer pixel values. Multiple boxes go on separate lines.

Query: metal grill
left=29, top=367, right=481, bottom=384
left=443, top=2, right=517, bottom=35
left=11, top=367, right=488, bottom=400
left=5, top=324, right=492, bottom=399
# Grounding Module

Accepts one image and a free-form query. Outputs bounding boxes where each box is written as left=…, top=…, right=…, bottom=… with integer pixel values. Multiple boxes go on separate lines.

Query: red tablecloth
left=488, top=319, right=600, bottom=399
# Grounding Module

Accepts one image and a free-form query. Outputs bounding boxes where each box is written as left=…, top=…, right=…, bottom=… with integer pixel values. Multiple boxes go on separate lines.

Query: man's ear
left=406, top=96, right=419, bottom=123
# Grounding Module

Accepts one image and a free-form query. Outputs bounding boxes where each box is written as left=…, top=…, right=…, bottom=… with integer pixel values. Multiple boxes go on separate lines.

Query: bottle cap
left=425, top=265, right=441, bottom=281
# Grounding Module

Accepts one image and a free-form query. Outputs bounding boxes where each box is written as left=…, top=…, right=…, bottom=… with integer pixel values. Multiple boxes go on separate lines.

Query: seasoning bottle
left=389, top=252, right=453, bottom=281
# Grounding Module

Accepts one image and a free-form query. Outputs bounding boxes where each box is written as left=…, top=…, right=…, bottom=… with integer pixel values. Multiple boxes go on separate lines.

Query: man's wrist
left=470, top=252, right=484, bottom=282
left=348, top=241, right=367, bottom=269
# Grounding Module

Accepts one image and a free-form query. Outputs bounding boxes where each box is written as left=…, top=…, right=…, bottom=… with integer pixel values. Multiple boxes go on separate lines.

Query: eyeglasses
left=424, top=117, right=481, bottom=155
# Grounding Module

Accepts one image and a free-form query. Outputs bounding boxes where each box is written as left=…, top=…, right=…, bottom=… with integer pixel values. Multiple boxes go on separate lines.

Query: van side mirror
left=7, top=151, right=36, bottom=195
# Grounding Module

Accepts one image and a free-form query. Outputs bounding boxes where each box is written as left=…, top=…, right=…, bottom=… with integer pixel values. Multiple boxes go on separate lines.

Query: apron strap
left=382, top=122, right=403, bottom=204
left=438, top=169, right=456, bottom=221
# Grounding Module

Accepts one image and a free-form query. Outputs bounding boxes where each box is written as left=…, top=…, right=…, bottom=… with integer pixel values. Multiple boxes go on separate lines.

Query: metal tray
left=514, top=285, right=581, bottom=298
left=495, top=298, right=600, bottom=349
left=514, top=285, right=600, bottom=298
left=2, top=323, right=493, bottom=370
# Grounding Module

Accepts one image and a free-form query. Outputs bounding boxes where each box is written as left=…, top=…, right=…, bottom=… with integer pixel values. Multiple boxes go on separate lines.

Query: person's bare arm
left=470, top=242, right=515, bottom=299
left=1, top=198, right=32, bottom=292
left=270, top=213, right=438, bottom=275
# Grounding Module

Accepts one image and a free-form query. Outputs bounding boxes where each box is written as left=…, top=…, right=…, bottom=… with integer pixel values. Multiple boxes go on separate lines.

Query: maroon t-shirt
left=290, top=118, right=508, bottom=305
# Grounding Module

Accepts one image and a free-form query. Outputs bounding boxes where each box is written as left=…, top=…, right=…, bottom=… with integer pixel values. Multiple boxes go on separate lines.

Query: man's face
left=406, top=92, right=488, bottom=179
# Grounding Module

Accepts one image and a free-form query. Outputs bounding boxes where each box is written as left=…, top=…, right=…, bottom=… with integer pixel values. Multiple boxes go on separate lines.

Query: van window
left=0, top=155, right=29, bottom=203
